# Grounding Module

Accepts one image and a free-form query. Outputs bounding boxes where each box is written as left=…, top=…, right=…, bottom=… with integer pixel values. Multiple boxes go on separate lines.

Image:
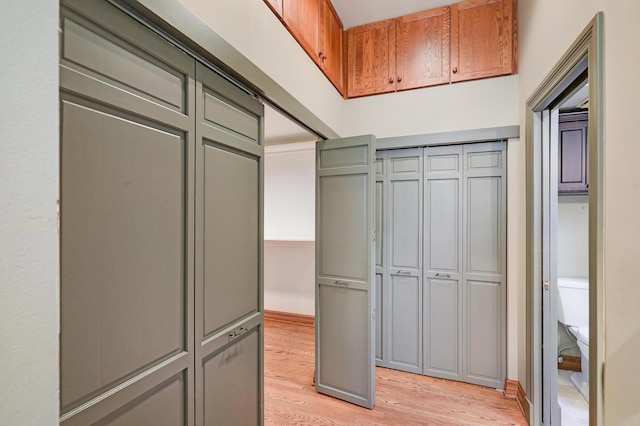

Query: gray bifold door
left=375, top=149, right=423, bottom=374
left=316, top=135, right=376, bottom=409
left=424, top=142, right=507, bottom=389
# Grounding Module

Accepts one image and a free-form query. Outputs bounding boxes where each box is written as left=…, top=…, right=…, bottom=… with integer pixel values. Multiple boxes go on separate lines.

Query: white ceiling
left=331, top=0, right=454, bottom=29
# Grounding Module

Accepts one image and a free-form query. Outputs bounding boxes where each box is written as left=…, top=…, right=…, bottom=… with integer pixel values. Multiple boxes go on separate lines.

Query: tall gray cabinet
left=60, top=1, right=264, bottom=424
left=375, top=142, right=506, bottom=389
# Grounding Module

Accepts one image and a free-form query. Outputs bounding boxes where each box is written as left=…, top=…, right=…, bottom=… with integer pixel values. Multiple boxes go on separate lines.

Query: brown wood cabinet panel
left=559, top=113, right=588, bottom=194
left=283, top=0, right=320, bottom=59
left=450, top=0, right=515, bottom=82
left=347, top=19, right=397, bottom=97
left=320, top=0, right=344, bottom=93
left=396, top=7, right=450, bottom=91
left=265, top=0, right=283, bottom=18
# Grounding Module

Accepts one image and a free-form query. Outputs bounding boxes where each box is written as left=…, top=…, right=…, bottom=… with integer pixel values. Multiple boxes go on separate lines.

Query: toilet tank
left=557, top=277, right=589, bottom=327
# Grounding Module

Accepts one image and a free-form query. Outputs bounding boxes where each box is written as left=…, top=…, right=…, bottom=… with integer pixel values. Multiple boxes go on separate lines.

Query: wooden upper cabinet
left=396, top=7, right=450, bottom=91
left=347, top=19, right=397, bottom=97
left=283, top=0, right=320, bottom=59
left=450, top=0, right=516, bottom=82
left=319, top=0, right=344, bottom=92
left=265, top=0, right=283, bottom=18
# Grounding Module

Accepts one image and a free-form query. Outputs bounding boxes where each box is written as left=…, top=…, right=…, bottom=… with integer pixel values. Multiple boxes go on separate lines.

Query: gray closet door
left=316, top=135, right=376, bottom=409
left=374, top=154, right=386, bottom=365
left=60, top=1, right=196, bottom=424
left=423, top=145, right=464, bottom=381
left=461, top=142, right=506, bottom=389
left=194, top=62, right=264, bottom=426
left=384, top=149, right=423, bottom=374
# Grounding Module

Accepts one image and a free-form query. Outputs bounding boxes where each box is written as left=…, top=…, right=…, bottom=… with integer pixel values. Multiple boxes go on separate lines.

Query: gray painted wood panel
left=385, top=149, right=423, bottom=374
left=316, top=135, right=376, bottom=409
left=424, top=145, right=463, bottom=380
left=195, top=62, right=264, bottom=425
left=374, top=154, right=385, bottom=365
left=203, top=144, right=259, bottom=336
left=203, top=330, right=260, bottom=426
left=461, top=143, right=506, bottom=389
left=60, top=2, right=196, bottom=423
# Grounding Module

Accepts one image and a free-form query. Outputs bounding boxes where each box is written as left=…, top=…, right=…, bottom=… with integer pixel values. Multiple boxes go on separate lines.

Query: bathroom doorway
left=526, top=14, right=603, bottom=426
left=540, top=73, right=590, bottom=425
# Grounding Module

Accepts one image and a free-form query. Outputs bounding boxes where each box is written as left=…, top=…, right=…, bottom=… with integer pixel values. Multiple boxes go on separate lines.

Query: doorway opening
left=526, top=13, right=603, bottom=426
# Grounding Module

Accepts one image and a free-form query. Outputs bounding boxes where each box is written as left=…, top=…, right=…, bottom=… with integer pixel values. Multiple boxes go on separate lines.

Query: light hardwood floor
left=264, top=319, right=527, bottom=425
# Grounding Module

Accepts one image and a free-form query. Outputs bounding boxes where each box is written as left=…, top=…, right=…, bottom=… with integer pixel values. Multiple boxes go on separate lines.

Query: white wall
left=519, top=1, right=640, bottom=423
left=0, top=1, right=59, bottom=424
left=558, top=198, right=589, bottom=279
left=263, top=143, right=316, bottom=316
left=264, top=142, right=316, bottom=240
left=342, top=75, right=519, bottom=138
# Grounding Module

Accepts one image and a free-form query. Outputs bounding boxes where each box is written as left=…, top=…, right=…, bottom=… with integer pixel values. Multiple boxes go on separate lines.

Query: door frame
left=525, top=13, right=604, bottom=426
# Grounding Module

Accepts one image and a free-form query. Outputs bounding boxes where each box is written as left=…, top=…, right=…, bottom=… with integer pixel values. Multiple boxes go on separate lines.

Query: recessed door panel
left=61, top=100, right=186, bottom=411
left=203, top=329, right=260, bottom=426
left=202, top=145, right=259, bottom=336
left=94, top=374, right=186, bottom=426
left=426, top=278, right=459, bottom=376
left=389, top=275, right=421, bottom=371
left=375, top=273, right=384, bottom=362
left=318, top=174, right=369, bottom=281
left=466, top=280, right=501, bottom=381
left=426, top=179, right=459, bottom=272
left=467, top=177, right=502, bottom=274
left=390, top=180, right=421, bottom=269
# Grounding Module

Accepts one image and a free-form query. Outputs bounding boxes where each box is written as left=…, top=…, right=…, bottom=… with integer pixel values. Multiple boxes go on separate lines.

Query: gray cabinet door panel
left=384, top=149, right=423, bottom=373
left=374, top=155, right=385, bottom=366
left=388, top=275, right=422, bottom=372
left=423, top=145, right=463, bottom=380
left=195, top=62, right=264, bottom=425
left=203, top=328, right=261, bottom=426
left=426, top=278, right=459, bottom=376
left=60, top=2, right=196, bottom=423
left=93, top=374, right=187, bottom=426
left=461, top=143, right=506, bottom=388
left=202, top=144, right=259, bottom=336
left=316, top=136, right=376, bottom=409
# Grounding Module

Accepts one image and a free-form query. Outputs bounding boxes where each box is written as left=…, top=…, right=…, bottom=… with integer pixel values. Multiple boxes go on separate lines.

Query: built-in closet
left=375, top=142, right=506, bottom=389
left=60, top=1, right=263, bottom=424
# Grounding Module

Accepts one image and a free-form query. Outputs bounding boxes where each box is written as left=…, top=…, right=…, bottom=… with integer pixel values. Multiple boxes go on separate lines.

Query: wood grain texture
left=558, top=355, right=582, bottom=372
left=347, top=19, right=397, bottom=98
left=396, top=7, right=451, bottom=91
left=265, top=319, right=527, bottom=425
left=450, top=0, right=514, bottom=83
left=264, top=0, right=283, bottom=19
left=264, top=310, right=315, bottom=327
left=283, top=0, right=320, bottom=60
left=319, top=0, right=344, bottom=93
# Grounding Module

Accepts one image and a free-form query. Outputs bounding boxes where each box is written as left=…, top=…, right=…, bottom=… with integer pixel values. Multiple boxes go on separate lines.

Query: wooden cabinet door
left=265, top=0, right=283, bottom=19
left=396, top=7, right=450, bottom=91
left=283, top=0, right=320, bottom=62
left=347, top=19, right=397, bottom=97
left=559, top=113, right=588, bottom=194
left=450, top=0, right=516, bottom=82
left=319, top=0, right=344, bottom=93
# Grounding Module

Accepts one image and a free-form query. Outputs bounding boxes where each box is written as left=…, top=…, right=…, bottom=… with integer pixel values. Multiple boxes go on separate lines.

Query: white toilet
left=557, top=277, right=590, bottom=401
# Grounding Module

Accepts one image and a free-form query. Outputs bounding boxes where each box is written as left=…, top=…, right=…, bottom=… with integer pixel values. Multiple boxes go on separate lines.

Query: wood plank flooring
left=264, top=319, right=527, bottom=425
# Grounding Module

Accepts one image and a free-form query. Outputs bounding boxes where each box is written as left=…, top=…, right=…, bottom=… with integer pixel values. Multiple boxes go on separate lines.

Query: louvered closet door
left=194, top=62, right=264, bottom=426
left=60, top=1, right=196, bottom=424
left=423, top=145, right=464, bottom=381
left=384, top=149, right=423, bottom=374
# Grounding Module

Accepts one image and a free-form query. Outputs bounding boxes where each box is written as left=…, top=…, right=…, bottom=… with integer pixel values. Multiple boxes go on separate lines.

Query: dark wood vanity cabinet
left=559, top=112, right=588, bottom=194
